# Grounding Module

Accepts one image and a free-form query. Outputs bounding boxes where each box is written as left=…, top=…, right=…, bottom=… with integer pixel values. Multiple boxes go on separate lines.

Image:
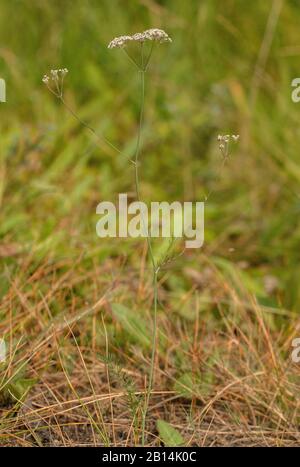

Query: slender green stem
left=46, top=79, right=130, bottom=159
left=133, top=51, right=156, bottom=270
left=131, top=44, right=158, bottom=446
left=144, top=42, right=155, bottom=71
left=59, top=96, right=126, bottom=158
left=122, top=48, right=141, bottom=70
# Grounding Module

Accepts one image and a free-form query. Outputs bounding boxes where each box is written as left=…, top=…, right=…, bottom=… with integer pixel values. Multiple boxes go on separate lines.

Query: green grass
left=0, top=0, right=300, bottom=446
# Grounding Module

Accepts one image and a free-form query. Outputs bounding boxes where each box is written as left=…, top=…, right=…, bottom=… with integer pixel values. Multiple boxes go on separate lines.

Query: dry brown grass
left=1, top=252, right=299, bottom=447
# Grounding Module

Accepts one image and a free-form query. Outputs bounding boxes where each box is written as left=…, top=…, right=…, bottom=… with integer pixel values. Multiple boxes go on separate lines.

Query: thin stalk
left=122, top=48, right=141, bottom=70
left=132, top=44, right=158, bottom=446
left=144, top=42, right=155, bottom=71
left=133, top=51, right=155, bottom=269
left=59, top=96, right=125, bottom=157
left=45, top=80, right=129, bottom=159
left=141, top=269, right=158, bottom=446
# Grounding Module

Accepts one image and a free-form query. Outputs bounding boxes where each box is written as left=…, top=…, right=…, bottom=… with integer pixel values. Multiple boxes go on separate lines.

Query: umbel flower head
left=217, top=134, right=240, bottom=159
left=42, top=68, right=69, bottom=97
left=42, top=68, right=68, bottom=83
left=108, top=28, right=172, bottom=49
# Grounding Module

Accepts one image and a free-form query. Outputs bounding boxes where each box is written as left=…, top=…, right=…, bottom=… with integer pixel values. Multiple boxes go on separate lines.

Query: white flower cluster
left=107, top=35, right=133, bottom=49
left=42, top=68, right=69, bottom=97
left=42, top=68, right=69, bottom=84
left=217, top=134, right=240, bottom=159
left=218, top=134, right=240, bottom=143
left=108, top=28, right=172, bottom=49
left=218, top=134, right=239, bottom=150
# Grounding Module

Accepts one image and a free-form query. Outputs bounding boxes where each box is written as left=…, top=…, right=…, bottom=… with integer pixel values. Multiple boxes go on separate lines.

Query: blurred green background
left=1, top=0, right=300, bottom=311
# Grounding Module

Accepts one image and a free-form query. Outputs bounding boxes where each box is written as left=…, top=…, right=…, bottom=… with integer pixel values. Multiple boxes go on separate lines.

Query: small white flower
left=132, top=32, right=147, bottom=42
left=50, top=69, right=59, bottom=79
left=232, top=134, right=240, bottom=142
